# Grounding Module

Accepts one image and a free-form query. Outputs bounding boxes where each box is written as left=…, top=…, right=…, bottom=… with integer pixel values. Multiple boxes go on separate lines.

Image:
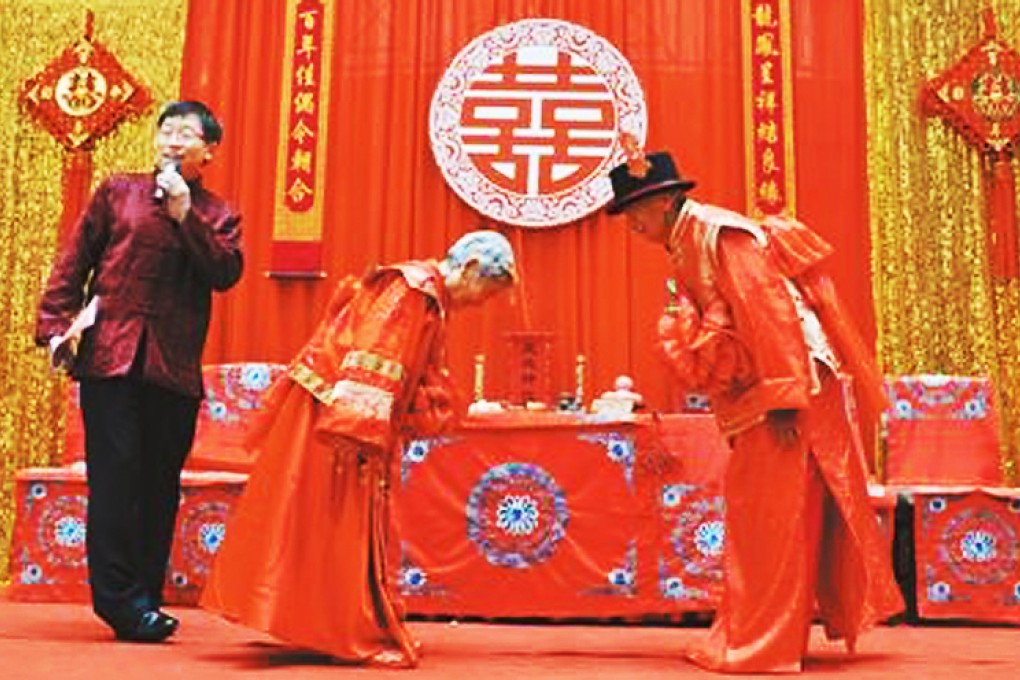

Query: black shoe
left=114, top=609, right=179, bottom=643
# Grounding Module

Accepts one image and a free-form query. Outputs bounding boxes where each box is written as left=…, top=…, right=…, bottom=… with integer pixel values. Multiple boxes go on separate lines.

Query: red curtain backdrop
left=789, top=1, right=875, bottom=342
left=180, top=0, right=874, bottom=412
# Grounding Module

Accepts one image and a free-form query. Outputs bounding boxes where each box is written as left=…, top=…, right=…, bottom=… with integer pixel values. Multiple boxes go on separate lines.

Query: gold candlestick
left=473, top=354, right=485, bottom=402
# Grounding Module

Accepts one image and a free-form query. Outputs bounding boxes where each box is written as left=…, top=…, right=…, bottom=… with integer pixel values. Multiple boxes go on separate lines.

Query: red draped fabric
left=790, top=1, right=875, bottom=342
left=181, top=0, right=874, bottom=412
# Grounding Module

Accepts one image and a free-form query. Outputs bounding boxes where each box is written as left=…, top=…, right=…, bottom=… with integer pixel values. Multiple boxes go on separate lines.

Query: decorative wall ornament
left=923, top=9, right=1020, bottom=278
left=430, top=18, right=647, bottom=228
left=17, top=10, right=155, bottom=253
left=19, top=11, right=152, bottom=151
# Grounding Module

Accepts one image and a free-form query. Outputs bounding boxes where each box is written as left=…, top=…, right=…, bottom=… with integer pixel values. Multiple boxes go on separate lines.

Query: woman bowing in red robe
left=201, top=231, right=516, bottom=668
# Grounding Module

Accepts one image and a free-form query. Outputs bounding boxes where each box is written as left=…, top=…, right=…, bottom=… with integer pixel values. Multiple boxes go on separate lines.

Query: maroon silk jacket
left=35, top=172, right=243, bottom=397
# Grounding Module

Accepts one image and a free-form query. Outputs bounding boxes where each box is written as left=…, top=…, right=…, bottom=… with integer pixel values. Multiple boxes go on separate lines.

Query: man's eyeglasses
left=157, top=126, right=205, bottom=144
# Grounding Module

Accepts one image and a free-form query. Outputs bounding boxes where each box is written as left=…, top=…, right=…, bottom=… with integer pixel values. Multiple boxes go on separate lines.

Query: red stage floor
left=0, top=601, right=1017, bottom=679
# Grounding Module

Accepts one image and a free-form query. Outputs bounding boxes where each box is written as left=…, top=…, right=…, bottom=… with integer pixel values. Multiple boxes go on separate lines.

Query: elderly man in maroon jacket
left=35, top=100, right=243, bottom=643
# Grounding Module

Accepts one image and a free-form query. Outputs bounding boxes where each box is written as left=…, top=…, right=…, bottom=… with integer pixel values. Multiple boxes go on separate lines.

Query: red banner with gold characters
left=741, top=0, right=795, bottom=218
left=271, top=0, right=334, bottom=276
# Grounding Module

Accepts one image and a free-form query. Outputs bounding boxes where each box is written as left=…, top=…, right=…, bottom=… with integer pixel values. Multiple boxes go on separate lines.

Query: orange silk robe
left=659, top=201, right=904, bottom=673
left=201, top=262, right=459, bottom=668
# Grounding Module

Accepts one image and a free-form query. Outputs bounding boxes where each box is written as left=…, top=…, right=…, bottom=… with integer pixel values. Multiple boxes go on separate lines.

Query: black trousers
left=79, top=376, right=199, bottom=631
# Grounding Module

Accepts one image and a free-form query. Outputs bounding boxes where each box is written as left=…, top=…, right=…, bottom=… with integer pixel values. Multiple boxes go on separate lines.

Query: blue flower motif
left=404, top=440, right=430, bottom=464
left=608, top=567, right=634, bottom=587
left=579, top=433, right=637, bottom=487
left=29, top=484, right=47, bottom=500
left=240, top=364, right=273, bottom=391
left=21, top=563, right=42, bottom=584
left=962, top=397, right=987, bottom=419
left=497, top=495, right=539, bottom=536
left=1014, top=583, right=1020, bottom=601
left=54, top=516, right=86, bottom=547
left=403, top=567, right=427, bottom=590
left=894, top=399, right=915, bottom=419
left=207, top=400, right=229, bottom=421
left=662, top=485, right=684, bottom=508
left=694, top=521, right=725, bottom=557
left=606, top=439, right=633, bottom=465
left=199, top=522, right=226, bottom=553
left=960, top=530, right=996, bottom=562
left=662, top=576, right=686, bottom=599
left=928, top=497, right=947, bottom=513
left=927, top=581, right=951, bottom=602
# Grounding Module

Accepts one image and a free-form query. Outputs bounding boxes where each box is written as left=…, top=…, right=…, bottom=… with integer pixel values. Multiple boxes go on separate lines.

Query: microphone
left=153, top=159, right=182, bottom=199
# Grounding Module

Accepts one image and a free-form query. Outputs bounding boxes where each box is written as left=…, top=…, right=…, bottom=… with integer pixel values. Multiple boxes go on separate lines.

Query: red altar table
left=6, top=363, right=283, bottom=604
left=392, top=412, right=730, bottom=618
left=904, top=485, right=1020, bottom=623
left=8, top=466, right=246, bottom=605
left=60, top=363, right=287, bottom=471
left=883, top=375, right=1003, bottom=485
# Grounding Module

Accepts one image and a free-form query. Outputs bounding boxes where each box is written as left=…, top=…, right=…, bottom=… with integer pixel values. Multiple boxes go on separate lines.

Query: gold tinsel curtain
left=0, top=0, right=186, bottom=583
left=865, top=0, right=1020, bottom=484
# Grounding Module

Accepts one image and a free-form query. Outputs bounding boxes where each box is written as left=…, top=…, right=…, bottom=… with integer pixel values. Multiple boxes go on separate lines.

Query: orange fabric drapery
left=181, top=0, right=875, bottom=412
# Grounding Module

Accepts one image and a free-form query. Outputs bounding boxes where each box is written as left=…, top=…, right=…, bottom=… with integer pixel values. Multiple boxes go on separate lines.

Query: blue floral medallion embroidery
left=466, top=462, right=569, bottom=568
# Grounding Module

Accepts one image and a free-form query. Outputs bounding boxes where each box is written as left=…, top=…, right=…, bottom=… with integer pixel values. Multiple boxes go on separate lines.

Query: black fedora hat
left=606, top=151, right=696, bottom=215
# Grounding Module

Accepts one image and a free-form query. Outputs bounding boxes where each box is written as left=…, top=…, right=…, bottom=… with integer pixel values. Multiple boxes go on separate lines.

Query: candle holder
left=473, top=354, right=485, bottom=402
left=575, top=354, right=586, bottom=410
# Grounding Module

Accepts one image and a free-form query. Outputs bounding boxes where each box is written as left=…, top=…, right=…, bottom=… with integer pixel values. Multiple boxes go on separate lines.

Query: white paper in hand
left=50, top=296, right=100, bottom=371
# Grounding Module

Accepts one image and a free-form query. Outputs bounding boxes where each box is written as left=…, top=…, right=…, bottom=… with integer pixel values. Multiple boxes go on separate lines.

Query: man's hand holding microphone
left=154, top=159, right=191, bottom=223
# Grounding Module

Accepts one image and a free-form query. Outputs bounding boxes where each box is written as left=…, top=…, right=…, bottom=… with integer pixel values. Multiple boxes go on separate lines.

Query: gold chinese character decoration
left=923, top=8, right=1020, bottom=278
left=19, top=12, right=152, bottom=150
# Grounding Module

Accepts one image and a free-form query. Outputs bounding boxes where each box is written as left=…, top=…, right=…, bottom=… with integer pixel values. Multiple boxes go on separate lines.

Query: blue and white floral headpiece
left=445, top=230, right=517, bottom=281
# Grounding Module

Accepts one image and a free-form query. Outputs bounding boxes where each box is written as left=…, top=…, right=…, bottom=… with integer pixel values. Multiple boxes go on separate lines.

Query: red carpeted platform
left=0, top=601, right=1017, bottom=679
